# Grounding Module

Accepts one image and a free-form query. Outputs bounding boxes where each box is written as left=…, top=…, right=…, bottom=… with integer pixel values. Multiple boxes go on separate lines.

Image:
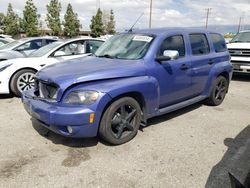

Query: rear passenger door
left=189, top=33, right=213, bottom=96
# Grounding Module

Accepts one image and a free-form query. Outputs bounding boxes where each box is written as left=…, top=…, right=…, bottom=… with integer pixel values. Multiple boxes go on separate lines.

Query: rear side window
left=211, top=33, right=227, bottom=53
left=158, top=35, right=185, bottom=57
left=189, top=34, right=210, bottom=55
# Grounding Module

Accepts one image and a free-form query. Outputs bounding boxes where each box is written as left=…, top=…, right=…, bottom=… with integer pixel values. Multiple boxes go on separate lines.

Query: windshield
left=29, top=41, right=63, bottom=57
left=231, top=32, right=250, bottom=43
left=94, top=34, right=154, bottom=60
left=0, top=40, right=21, bottom=50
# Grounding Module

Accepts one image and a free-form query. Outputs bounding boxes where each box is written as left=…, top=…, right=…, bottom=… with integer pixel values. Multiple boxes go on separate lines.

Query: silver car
left=0, top=37, right=57, bottom=61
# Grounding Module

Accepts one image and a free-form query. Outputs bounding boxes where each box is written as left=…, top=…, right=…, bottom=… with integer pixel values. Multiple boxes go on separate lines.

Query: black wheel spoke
left=220, top=86, right=226, bottom=92
left=120, top=105, right=126, bottom=118
left=116, top=126, right=124, bottom=139
left=111, top=118, right=121, bottom=126
left=216, top=90, right=221, bottom=99
left=125, top=109, right=137, bottom=122
left=125, top=123, right=134, bottom=131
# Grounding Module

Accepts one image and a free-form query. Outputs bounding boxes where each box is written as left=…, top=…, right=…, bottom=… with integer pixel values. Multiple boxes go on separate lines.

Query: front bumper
left=22, top=90, right=102, bottom=138
left=231, top=57, right=250, bottom=74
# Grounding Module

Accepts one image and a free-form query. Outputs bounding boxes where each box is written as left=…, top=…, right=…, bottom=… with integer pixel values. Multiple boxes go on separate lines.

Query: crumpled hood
left=37, top=56, right=146, bottom=91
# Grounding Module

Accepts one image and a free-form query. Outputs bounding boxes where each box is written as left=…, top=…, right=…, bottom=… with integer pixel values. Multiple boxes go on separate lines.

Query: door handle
left=208, top=59, right=215, bottom=65
left=180, top=64, right=189, bottom=70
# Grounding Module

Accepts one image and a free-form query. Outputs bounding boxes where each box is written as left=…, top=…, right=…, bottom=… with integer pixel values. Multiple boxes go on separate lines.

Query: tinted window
left=211, top=33, right=227, bottom=53
left=158, top=35, right=185, bottom=57
left=86, top=40, right=104, bottom=53
left=189, top=34, right=210, bottom=55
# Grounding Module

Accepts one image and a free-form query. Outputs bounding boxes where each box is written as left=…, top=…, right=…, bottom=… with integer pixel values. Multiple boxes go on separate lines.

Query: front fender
left=63, top=76, right=160, bottom=118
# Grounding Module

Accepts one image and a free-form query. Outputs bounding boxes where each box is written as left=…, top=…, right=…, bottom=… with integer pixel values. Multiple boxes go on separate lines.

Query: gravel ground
left=0, top=75, right=249, bottom=188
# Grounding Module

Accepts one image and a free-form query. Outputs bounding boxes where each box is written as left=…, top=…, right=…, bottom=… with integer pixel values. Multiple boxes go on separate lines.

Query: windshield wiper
left=97, top=54, right=115, bottom=59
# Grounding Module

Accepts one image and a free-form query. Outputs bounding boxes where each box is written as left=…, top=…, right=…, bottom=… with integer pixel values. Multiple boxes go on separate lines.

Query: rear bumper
left=22, top=90, right=105, bottom=138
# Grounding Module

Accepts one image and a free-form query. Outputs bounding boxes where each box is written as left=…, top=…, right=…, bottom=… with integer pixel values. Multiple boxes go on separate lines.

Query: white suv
left=227, top=30, right=250, bottom=74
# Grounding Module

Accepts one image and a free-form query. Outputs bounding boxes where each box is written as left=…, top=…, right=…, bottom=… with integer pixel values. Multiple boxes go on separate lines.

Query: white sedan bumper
left=0, top=72, right=10, bottom=94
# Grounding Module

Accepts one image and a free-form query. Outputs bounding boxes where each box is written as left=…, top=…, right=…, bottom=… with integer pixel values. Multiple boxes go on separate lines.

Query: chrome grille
left=229, top=49, right=250, bottom=57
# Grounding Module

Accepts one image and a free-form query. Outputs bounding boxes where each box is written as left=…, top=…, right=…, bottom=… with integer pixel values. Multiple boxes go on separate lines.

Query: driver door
left=153, top=34, right=194, bottom=107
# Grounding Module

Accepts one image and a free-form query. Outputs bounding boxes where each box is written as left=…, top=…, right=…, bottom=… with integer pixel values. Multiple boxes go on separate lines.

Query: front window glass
left=158, top=35, right=185, bottom=57
left=29, top=41, right=63, bottom=57
left=53, top=41, right=85, bottom=57
left=86, top=40, right=104, bottom=53
left=94, top=34, right=154, bottom=60
left=231, top=32, right=250, bottom=43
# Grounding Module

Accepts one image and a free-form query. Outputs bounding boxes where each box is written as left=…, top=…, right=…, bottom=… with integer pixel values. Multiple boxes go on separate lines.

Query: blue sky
left=0, top=0, right=249, bottom=32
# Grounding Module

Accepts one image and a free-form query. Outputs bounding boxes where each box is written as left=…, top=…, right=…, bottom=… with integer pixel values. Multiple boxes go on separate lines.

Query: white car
left=0, top=37, right=57, bottom=61
left=0, top=37, right=105, bottom=96
left=227, top=30, right=250, bottom=74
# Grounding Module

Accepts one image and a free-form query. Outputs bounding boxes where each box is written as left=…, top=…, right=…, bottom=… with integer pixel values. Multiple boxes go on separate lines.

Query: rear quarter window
left=210, top=33, right=227, bottom=53
left=189, top=34, right=210, bottom=55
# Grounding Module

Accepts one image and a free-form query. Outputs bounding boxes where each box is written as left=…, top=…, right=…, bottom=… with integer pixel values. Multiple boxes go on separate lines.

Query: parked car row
left=20, top=28, right=233, bottom=145
left=0, top=37, right=105, bottom=96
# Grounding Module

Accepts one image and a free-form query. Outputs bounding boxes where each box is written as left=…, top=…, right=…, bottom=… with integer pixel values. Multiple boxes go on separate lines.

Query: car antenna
left=128, top=13, right=144, bottom=32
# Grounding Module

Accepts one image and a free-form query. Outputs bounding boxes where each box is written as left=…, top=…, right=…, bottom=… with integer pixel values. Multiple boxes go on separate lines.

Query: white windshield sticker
left=133, top=36, right=153, bottom=42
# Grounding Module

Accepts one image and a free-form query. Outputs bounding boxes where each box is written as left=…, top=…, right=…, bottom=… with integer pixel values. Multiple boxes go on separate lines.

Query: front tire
left=205, top=76, right=228, bottom=106
left=99, top=97, right=142, bottom=145
left=10, top=69, right=36, bottom=97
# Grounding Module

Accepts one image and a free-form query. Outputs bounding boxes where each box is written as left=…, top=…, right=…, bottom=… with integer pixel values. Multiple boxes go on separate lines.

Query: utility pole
left=238, top=16, right=243, bottom=33
left=149, top=0, right=152, bottom=28
left=205, top=8, right=212, bottom=29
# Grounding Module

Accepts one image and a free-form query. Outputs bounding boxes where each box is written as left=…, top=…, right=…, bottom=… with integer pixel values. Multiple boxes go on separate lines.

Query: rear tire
left=99, top=97, right=142, bottom=145
left=10, top=69, right=36, bottom=97
left=205, top=76, right=228, bottom=106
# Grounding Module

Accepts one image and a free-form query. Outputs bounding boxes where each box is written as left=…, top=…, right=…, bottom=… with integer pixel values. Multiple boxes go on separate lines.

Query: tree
left=23, top=0, right=39, bottom=36
left=4, top=3, right=19, bottom=36
left=46, top=0, right=62, bottom=36
left=0, top=13, right=5, bottom=29
left=102, top=10, right=109, bottom=34
left=90, top=8, right=104, bottom=37
left=63, top=3, right=81, bottom=37
left=106, top=9, right=116, bottom=34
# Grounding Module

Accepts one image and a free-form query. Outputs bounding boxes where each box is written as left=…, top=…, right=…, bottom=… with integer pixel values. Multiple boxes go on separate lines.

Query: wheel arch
left=103, top=91, right=147, bottom=122
left=9, top=67, right=38, bottom=93
left=217, top=71, right=230, bottom=93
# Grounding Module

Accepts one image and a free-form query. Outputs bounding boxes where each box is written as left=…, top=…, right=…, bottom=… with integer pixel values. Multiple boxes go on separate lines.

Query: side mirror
left=54, top=51, right=65, bottom=57
left=156, top=50, right=179, bottom=63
